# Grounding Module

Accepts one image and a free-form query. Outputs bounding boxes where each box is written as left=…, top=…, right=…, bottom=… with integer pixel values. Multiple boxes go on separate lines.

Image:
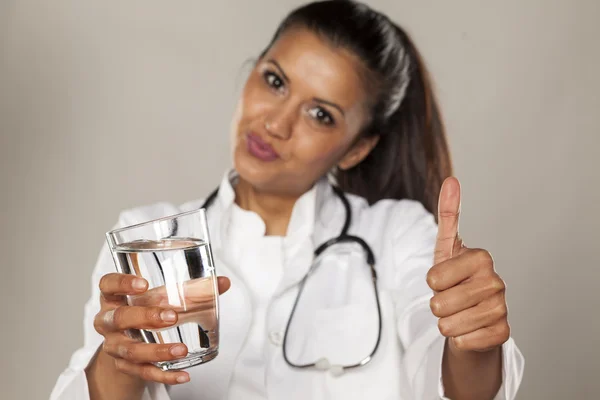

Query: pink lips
left=246, top=132, right=279, bottom=162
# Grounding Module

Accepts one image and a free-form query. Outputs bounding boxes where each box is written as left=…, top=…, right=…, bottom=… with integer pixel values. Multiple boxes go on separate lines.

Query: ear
left=337, top=135, right=380, bottom=170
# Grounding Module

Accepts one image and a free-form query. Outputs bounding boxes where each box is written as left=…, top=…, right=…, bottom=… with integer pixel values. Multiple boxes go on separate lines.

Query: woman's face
left=231, top=27, right=377, bottom=196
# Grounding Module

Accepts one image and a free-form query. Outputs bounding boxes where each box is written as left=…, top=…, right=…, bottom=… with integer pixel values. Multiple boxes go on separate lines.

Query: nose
left=264, top=102, right=296, bottom=140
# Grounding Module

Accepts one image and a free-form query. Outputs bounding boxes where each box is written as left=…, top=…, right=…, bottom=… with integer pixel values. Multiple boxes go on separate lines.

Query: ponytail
left=335, top=27, right=453, bottom=217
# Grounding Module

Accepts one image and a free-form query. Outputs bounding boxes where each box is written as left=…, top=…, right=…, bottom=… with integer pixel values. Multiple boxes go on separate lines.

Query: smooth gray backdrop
left=1, top=1, right=598, bottom=399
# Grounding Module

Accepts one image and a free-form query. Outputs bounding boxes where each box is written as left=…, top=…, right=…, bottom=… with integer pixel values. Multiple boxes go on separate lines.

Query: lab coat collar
left=212, top=169, right=337, bottom=295
left=214, top=169, right=333, bottom=239
left=277, top=179, right=337, bottom=296
left=216, top=169, right=237, bottom=211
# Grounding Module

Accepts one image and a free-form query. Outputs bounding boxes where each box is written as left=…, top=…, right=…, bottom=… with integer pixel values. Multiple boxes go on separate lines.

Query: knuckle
left=140, top=366, right=155, bottom=381
left=494, top=276, right=507, bottom=292
left=426, top=269, right=440, bottom=289
left=437, top=319, right=452, bottom=337
left=474, top=248, right=494, bottom=269
left=111, top=307, right=126, bottom=329
left=492, top=303, right=508, bottom=320
left=102, top=335, right=121, bottom=355
left=118, top=274, right=132, bottom=290
left=93, top=314, right=104, bottom=334
left=121, top=345, right=135, bottom=361
left=453, top=336, right=468, bottom=351
left=499, top=301, right=508, bottom=316
left=98, top=274, right=111, bottom=291
left=484, top=275, right=505, bottom=295
left=114, top=358, right=127, bottom=372
left=497, top=323, right=511, bottom=341
left=146, top=308, right=163, bottom=324
left=429, top=297, right=441, bottom=315
left=158, top=345, right=172, bottom=359
left=429, top=296, right=446, bottom=316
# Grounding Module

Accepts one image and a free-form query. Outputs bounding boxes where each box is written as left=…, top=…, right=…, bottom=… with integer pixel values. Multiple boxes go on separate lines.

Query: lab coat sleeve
left=50, top=204, right=178, bottom=400
left=389, top=201, right=524, bottom=400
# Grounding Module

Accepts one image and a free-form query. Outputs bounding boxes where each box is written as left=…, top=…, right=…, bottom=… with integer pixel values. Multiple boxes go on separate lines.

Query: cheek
left=292, top=130, right=350, bottom=166
left=230, top=79, right=267, bottom=154
left=237, top=77, right=272, bottom=126
left=229, top=99, right=244, bottom=148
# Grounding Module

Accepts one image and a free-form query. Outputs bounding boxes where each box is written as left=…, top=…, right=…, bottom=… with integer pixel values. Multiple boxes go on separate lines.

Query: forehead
left=263, top=27, right=367, bottom=109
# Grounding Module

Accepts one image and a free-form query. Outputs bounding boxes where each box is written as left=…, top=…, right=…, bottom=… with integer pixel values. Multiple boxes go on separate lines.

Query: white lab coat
left=51, top=170, right=524, bottom=400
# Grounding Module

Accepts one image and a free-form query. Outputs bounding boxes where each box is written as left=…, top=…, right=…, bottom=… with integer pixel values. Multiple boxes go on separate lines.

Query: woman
left=51, top=1, right=524, bottom=399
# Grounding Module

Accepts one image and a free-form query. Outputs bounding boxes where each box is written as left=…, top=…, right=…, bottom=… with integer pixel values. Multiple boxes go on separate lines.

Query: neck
left=234, top=178, right=301, bottom=236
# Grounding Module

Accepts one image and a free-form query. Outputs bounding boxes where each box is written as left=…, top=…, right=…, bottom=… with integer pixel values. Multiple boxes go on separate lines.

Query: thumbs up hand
left=427, top=177, right=510, bottom=353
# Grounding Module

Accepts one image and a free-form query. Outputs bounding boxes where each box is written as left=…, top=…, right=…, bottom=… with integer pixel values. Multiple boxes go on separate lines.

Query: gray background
left=1, top=0, right=599, bottom=399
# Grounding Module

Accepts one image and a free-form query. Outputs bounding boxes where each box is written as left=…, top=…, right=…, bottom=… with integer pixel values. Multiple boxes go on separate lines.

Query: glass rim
left=106, top=207, right=208, bottom=237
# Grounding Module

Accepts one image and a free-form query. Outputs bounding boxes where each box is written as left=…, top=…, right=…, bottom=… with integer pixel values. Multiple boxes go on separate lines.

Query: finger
left=103, top=333, right=188, bottom=364
left=434, top=177, right=462, bottom=265
left=429, top=275, right=505, bottom=317
left=427, top=248, right=495, bottom=292
left=451, top=322, right=511, bottom=352
left=113, top=358, right=190, bottom=385
left=217, top=276, right=231, bottom=294
left=94, top=306, right=178, bottom=334
left=437, top=293, right=508, bottom=337
left=99, top=273, right=148, bottom=299
left=100, top=291, right=128, bottom=306
left=182, top=275, right=231, bottom=301
left=129, top=276, right=232, bottom=309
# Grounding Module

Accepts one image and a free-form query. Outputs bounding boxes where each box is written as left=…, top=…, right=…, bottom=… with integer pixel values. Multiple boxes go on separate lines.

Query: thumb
left=433, top=177, right=463, bottom=265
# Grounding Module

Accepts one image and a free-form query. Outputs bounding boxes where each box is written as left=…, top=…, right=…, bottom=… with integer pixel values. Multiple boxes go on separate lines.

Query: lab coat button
left=269, top=331, right=283, bottom=346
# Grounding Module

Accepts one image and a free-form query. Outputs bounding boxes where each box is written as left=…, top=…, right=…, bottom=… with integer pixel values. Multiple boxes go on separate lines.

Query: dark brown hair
left=261, top=0, right=452, bottom=216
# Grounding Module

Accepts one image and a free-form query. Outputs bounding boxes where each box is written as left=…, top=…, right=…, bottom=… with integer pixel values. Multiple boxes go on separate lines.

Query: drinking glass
left=105, top=208, right=220, bottom=370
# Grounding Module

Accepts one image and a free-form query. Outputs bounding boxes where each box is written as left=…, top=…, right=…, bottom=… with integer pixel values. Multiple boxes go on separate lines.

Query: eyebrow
left=313, top=97, right=345, bottom=116
left=266, top=58, right=346, bottom=116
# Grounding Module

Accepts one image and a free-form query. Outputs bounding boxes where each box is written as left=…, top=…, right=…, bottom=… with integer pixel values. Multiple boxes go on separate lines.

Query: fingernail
left=170, top=345, right=187, bottom=357
left=132, top=278, right=146, bottom=290
left=176, top=374, right=190, bottom=383
left=160, top=310, right=177, bottom=322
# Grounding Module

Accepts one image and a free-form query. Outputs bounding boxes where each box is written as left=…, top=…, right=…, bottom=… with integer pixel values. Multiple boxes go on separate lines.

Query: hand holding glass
left=106, top=209, right=221, bottom=371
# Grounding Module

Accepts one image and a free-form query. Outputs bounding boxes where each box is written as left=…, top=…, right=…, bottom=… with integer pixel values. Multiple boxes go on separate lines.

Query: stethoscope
left=200, top=184, right=382, bottom=375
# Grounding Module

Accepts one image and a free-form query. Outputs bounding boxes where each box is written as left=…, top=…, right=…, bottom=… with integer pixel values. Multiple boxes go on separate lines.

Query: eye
left=308, top=107, right=335, bottom=126
left=263, top=70, right=285, bottom=92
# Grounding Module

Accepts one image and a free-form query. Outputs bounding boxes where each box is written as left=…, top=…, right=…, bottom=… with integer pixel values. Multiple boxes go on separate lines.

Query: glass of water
left=105, top=208, right=220, bottom=371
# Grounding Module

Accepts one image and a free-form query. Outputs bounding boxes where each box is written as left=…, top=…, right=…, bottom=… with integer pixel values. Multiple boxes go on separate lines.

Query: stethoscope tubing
left=200, top=184, right=382, bottom=373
